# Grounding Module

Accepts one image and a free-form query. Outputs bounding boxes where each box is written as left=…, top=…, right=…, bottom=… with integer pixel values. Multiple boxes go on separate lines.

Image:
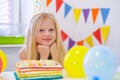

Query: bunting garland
left=34, top=0, right=111, bottom=49
left=34, top=0, right=111, bottom=25
left=47, top=0, right=111, bottom=25
left=61, top=26, right=110, bottom=48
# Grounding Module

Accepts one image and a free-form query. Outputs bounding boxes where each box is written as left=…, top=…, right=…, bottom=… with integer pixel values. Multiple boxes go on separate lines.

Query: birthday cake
left=15, top=60, right=63, bottom=80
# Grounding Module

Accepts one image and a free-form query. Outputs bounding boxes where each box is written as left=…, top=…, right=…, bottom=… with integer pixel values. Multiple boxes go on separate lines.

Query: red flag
left=61, top=30, right=68, bottom=41
left=56, top=0, right=63, bottom=12
left=93, top=28, right=102, bottom=44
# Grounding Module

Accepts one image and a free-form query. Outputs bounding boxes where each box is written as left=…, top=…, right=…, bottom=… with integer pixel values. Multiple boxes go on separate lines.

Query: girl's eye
left=50, top=29, right=55, bottom=31
left=39, top=29, right=44, bottom=32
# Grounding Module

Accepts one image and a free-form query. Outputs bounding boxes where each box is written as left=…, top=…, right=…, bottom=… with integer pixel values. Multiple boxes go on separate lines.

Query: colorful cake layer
left=15, top=60, right=63, bottom=79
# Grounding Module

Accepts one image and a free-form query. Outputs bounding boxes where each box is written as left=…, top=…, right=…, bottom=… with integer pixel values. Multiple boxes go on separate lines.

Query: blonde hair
left=25, top=12, right=66, bottom=65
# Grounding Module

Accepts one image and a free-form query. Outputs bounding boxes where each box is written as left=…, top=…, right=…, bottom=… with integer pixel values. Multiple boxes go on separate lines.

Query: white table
left=0, top=71, right=87, bottom=80
left=0, top=67, right=120, bottom=80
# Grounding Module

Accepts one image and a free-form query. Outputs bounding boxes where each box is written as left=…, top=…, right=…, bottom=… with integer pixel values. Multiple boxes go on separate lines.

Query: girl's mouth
left=43, top=38, right=51, bottom=41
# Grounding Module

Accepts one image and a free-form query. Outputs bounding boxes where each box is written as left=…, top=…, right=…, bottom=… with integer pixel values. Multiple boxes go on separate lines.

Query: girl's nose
left=44, top=31, right=50, bottom=35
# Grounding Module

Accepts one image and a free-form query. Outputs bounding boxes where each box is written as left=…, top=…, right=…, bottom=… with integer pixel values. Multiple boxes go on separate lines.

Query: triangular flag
left=83, top=9, right=90, bottom=23
left=101, top=26, right=110, bottom=43
left=61, top=30, right=68, bottom=41
left=73, top=8, right=82, bottom=24
left=100, top=8, right=110, bottom=25
left=92, top=8, right=99, bottom=24
left=46, top=0, right=52, bottom=7
left=64, top=2, right=72, bottom=18
left=56, top=0, right=63, bottom=13
left=77, top=40, right=84, bottom=46
left=93, top=28, right=102, bottom=44
left=68, top=38, right=75, bottom=50
left=85, top=35, right=94, bottom=47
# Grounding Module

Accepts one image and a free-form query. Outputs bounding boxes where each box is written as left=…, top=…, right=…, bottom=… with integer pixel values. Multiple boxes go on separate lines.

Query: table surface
left=0, top=68, right=120, bottom=80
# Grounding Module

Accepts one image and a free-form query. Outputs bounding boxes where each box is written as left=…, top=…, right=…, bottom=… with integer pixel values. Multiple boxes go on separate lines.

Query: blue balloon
left=83, top=45, right=118, bottom=80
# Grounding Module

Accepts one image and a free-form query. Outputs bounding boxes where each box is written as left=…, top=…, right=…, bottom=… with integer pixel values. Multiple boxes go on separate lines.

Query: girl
left=19, top=12, right=66, bottom=65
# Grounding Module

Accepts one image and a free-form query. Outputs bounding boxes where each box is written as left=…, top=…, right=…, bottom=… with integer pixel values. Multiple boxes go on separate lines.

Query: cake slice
left=15, top=60, right=63, bottom=79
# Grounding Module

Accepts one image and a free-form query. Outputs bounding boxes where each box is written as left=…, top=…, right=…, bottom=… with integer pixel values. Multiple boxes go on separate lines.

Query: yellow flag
left=73, top=8, right=81, bottom=24
left=85, top=35, right=94, bottom=47
left=101, top=26, right=110, bottom=43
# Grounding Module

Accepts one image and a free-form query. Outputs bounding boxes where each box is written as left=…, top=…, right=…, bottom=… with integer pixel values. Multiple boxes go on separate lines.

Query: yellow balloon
left=0, top=50, right=8, bottom=72
left=64, top=46, right=89, bottom=78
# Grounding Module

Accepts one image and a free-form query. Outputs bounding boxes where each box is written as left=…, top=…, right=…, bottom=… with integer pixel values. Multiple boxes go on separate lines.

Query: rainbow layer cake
left=15, top=60, right=63, bottom=80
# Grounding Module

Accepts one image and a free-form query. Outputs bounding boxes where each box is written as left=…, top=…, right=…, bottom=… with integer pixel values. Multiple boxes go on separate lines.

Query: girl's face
left=36, top=18, right=56, bottom=46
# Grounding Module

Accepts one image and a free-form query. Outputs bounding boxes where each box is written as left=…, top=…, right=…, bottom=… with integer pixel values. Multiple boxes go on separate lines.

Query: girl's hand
left=37, top=44, right=49, bottom=60
left=50, top=42, right=59, bottom=62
